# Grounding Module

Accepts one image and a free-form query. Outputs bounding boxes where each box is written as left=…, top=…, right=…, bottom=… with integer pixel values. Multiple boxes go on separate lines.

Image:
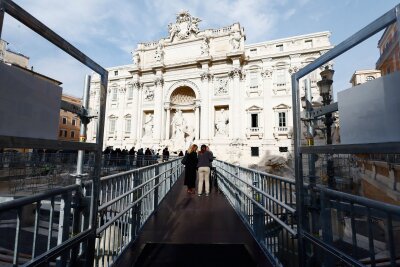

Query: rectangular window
left=62, top=117, right=67, bottom=124
left=63, top=130, right=67, bottom=138
left=114, top=70, right=118, bottom=76
left=276, top=69, right=286, bottom=84
left=305, top=40, right=313, bottom=48
left=279, top=147, right=288, bottom=152
left=276, top=44, right=283, bottom=52
left=72, top=119, right=76, bottom=126
left=251, top=114, right=258, bottom=128
left=112, top=89, right=117, bottom=101
left=109, top=119, right=116, bottom=133
left=125, top=119, right=131, bottom=133
left=279, top=112, right=287, bottom=127
left=71, top=131, right=75, bottom=138
left=251, top=147, right=259, bottom=157
left=128, top=87, right=133, bottom=99
left=250, top=72, right=258, bottom=88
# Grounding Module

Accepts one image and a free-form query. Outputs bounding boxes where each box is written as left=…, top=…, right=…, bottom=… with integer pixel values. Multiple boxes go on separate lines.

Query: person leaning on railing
left=197, top=144, right=213, bottom=197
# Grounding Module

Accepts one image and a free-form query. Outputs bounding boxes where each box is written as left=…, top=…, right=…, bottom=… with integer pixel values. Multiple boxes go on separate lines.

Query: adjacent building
left=0, top=39, right=29, bottom=68
left=87, top=11, right=333, bottom=166
left=349, top=69, right=381, bottom=86
left=376, top=23, right=400, bottom=75
left=58, top=94, right=81, bottom=142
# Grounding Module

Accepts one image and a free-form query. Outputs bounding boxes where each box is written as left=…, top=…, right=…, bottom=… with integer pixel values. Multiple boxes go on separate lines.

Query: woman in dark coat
left=183, top=144, right=198, bottom=194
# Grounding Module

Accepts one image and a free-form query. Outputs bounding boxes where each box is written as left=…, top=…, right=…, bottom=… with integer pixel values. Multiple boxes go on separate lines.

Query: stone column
left=131, top=81, right=141, bottom=142
left=194, top=100, right=201, bottom=140
left=137, top=84, right=144, bottom=139
left=261, top=68, right=273, bottom=140
left=153, top=73, right=164, bottom=142
left=165, top=103, right=171, bottom=140
left=230, top=68, right=242, bottom=139
left=200, top=72, right=211, bottom=140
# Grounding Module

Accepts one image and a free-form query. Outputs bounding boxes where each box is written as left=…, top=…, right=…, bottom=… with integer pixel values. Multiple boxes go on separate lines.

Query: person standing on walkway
left=183, top=144, right=198, bottom=194
left=197, top=144, right=213, bottom=196
left=162, top=147, right=170, bottom=162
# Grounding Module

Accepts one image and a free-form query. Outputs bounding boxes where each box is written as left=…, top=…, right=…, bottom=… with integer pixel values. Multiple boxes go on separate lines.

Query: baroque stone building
left=87, top=11, right=333, bottom=165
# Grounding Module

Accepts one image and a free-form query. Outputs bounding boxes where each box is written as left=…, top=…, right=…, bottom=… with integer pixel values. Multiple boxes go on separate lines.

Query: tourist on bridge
left=197, top=144, right=213, bottom=196
left=162, top=147, right=170, bottom=162
left=182, top=144, right=198, bottom=194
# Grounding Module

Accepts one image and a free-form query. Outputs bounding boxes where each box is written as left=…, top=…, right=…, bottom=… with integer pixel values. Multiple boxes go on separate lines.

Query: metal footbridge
left=0, top=0, right=400, bottom=266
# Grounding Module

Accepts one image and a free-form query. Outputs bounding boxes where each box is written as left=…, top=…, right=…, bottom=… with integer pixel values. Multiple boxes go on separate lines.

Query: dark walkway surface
left=116, top=175, right=272, bottom=267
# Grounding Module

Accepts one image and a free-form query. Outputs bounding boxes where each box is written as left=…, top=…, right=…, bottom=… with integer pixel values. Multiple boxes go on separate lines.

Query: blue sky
left=2, top=0, right=399, bottom=98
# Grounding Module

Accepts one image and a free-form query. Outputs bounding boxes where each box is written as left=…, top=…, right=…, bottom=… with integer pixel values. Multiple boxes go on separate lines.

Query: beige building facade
left=87, top=12, right=333, bottom=165
left=349, top=69, right=381, bottom=86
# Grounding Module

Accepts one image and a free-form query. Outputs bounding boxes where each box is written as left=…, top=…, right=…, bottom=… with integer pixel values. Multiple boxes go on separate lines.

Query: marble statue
left=215, top=109, right=229, bottom=136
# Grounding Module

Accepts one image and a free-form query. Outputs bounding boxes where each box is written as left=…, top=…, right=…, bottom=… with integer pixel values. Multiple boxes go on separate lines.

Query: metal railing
left=214, top=160, right=297, bottom=267
left=0, top=184, right=90, bottom=266
left=92, top=158, right=183, bottom=267
left=0, top=0, right=109, bottom=264
left=0, top=158, right=183, bottom=266
left=292, top=4, right=400, bottom=267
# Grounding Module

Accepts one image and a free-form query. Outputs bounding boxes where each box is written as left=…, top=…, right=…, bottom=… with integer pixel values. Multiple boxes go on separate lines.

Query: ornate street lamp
left=317, top=66, right=335, bottom=189
left=317, top=66, right=334, bottom=106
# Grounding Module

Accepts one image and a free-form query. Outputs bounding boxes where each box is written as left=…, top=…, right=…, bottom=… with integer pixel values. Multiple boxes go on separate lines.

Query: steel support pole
left=305, top=78, right=319, bottom=266
left=292, top=74, right=306, bottom=266
left=0, top=5, right=4, bottom=39
left=76, top=75, right=91, bottom=180
left=85, top=72, right=107, bottom=267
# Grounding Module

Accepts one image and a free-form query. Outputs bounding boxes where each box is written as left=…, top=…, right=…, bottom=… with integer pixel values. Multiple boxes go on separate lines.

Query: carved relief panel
left=214, top=77, right=228, bottom=96
left=144, top=86, right=154, bottom=102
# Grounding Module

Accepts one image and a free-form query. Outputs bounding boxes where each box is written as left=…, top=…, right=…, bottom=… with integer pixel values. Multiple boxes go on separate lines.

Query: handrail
left=219, top=160, right=296, bottom=184
left=218, top=167, right=297, bottom=235
left=318, top=185, right=400, bottom=215
left=217, top=166, right=296, bottom=213
left=0, top=184, right=80, bottom=211
left=97, top=164, right=180, bottom=212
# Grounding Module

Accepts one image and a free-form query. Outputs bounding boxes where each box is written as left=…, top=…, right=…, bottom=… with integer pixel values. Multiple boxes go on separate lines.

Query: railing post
left=320, top=190, right=334, bottom=267
left=56, top=193, right=72, bottom=267
left=253, top=172, right=265, bottom=244
left=131, top=171, right=142, bottom=241
left=70, top=185, right=83, bottom=265
left=154, top=165, right=159, bottom=207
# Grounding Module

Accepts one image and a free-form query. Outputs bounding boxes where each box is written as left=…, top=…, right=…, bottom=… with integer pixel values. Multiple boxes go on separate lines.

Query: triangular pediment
left=246, top=105, right=263, bottom=111
left=273, top=103, right=291, bottom=110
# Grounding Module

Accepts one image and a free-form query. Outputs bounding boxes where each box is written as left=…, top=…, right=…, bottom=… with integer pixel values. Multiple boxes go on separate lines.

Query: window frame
left=251, top=147, right=259, bottom=157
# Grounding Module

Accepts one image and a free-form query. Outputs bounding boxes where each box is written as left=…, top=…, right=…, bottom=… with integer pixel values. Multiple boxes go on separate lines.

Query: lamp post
left=317, top=66, right=335, bottom=189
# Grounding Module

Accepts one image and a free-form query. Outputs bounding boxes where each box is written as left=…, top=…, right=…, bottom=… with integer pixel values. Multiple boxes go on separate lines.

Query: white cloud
left=1, top=0, right=298, bottom=96
left=283, top=8, right=296, bottom=20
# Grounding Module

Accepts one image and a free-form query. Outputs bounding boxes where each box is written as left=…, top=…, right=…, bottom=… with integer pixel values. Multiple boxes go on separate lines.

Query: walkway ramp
left=116, top=174, right=272, bottom=267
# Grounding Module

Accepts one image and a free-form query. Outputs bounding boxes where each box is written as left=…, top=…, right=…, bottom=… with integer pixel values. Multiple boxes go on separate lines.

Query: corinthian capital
left=261, top=69, right=273, bottom=79
left=288, top=66, right=299, bottom=74
left=200, top=71, right=212, bottom=81
left=229, top=68, right=243, bottom=79
left=154, top=76, right=164, bottom=86
left=132, top=81, right=142, bottom=89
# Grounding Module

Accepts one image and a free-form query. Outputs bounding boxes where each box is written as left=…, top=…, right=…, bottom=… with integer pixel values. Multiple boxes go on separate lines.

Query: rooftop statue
left=168, top=11, right=201, bottom=42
